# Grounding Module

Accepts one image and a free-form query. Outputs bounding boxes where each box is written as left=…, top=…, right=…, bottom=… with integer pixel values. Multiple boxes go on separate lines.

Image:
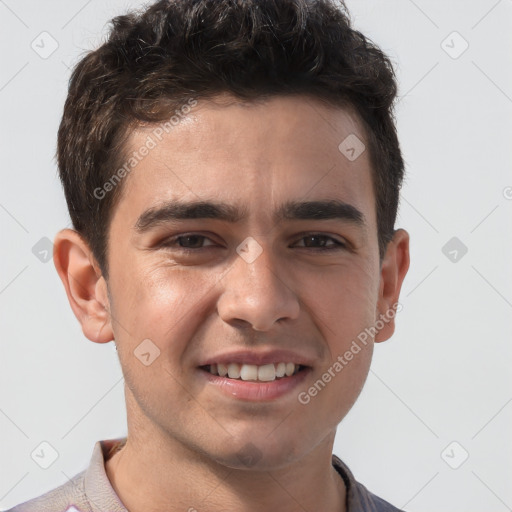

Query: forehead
left=113, top=94, right=376, bottom=233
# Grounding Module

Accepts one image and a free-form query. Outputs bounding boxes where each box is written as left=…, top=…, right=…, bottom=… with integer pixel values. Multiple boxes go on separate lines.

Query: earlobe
left=53, top=228, right=114, bottom=344
left=374, top=228, right=410, bottom=343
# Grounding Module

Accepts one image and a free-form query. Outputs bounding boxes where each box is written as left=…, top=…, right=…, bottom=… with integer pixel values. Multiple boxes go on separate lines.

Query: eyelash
left=159, top=233, right=347, bottom=252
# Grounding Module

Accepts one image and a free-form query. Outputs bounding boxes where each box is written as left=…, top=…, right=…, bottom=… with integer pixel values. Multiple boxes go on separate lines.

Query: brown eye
left=160, top=234, right=217, bottom=250
left=294, top=234, right=346, bottom=250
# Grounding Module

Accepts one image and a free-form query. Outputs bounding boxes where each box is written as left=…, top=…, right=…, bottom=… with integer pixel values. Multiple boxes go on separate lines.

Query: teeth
left=227, top=363, right=241, bottom=379
left=208, top=362, right=301, bottom=381
left=240, top=364, right=258, bottom=381
left=275, top=362, right=286, bottom=378
left=258, top=363, right=276, bottom=381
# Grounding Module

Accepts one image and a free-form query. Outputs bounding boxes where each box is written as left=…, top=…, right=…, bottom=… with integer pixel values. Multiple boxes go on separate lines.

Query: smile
left=201, top=362, right=305, bottom=382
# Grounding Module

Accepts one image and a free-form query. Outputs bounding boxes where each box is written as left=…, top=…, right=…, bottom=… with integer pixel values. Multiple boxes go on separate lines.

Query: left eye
left=160, top=233, right=346, bottom=251
left=292, top=234, right=346, bottom=250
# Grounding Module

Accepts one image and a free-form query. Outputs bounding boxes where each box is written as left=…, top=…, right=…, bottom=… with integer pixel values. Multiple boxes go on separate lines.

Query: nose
left=216, top=239, right=300, bottom=331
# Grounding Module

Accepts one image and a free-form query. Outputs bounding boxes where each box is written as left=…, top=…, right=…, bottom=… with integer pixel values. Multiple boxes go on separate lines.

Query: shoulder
left=5, top=470, right=90, bottom=512
left=332, top=454, right=406, bottom=512
left=5, top=438, right=127, bottom=512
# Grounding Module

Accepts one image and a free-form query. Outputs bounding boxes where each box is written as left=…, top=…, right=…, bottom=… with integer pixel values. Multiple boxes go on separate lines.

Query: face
left=65, top=93, right=408, bottom=470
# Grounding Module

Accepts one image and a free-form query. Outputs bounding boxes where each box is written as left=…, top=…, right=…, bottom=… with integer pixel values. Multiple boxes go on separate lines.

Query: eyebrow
left=134, top=198, right=366, bottom=233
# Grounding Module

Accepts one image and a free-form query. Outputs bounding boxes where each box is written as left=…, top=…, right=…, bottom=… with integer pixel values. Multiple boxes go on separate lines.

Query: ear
left=53, top=228, right=114, bottom=344
left=374, top=228, right=410, bottom=343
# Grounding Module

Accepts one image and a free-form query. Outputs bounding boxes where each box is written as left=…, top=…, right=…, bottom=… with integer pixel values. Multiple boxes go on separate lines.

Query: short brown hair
left=57, top=0, right=405, bottom=280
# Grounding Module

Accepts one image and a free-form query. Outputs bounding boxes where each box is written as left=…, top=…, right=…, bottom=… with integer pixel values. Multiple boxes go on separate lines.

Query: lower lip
left=198, top=367, right=311, bottom=401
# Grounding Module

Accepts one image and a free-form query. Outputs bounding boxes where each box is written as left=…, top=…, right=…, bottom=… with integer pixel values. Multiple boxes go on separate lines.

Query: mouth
left=198, top=361, right=311, bottom=401
left=197, top=350, right=314, bottom=401
left=199, top=362, right=307, bottom=382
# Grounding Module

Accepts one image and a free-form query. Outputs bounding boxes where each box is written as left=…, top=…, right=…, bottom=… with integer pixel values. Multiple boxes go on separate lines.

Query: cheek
left=316, top=260, right=378, bottom=412
left=306, top=261, right=377, bottom=411
left=108, top=267, right=203, bottom=413
left=109, top=263, right=219, bottom=359
left=312, top=259, right=379, bottom=339
left=332, top=345, right=373, bottom=416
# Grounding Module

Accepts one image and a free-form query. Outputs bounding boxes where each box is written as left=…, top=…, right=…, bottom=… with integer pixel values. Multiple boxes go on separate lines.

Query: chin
left=218, top=451, right=299, bottom=472
left=212, top=434, right=308, bottom=472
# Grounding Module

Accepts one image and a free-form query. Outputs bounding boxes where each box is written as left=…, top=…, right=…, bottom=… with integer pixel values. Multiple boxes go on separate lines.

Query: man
left=8, top=0, right=410, bottom=511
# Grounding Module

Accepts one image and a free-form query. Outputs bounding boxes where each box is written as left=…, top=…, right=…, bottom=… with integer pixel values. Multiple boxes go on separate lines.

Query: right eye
left=160, top=234, right=218, bottom=251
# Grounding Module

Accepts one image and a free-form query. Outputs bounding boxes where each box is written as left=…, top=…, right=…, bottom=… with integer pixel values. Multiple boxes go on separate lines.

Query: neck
left=105, top=426, right=346, bottom=512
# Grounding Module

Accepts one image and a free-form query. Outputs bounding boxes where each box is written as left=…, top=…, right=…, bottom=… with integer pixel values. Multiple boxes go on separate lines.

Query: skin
left=53, top=93, right=410, bottom=512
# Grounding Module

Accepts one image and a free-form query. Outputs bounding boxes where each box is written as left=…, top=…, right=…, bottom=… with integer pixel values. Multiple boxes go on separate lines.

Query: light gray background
left=1, top=1, right=511, bottom=511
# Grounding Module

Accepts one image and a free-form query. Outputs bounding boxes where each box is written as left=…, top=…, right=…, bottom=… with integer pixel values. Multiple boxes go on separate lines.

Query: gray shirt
left=7, top=438, right=405, bottom=512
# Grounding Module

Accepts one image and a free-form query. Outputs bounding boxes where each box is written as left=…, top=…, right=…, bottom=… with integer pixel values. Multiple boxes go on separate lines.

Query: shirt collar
left=84, top=438, right=128, bottom=512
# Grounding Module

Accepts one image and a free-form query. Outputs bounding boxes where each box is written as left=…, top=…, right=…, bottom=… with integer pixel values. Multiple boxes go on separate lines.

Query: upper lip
left=199, top=349, right=315, bottom=367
